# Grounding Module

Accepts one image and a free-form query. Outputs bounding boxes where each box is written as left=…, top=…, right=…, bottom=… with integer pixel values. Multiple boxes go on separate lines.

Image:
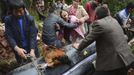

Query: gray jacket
left=78, top=16, right=134, bottom=71
left=42, top=13, right=77, bottom=45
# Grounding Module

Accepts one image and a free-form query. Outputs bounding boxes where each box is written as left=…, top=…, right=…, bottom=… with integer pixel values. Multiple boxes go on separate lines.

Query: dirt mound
left=0, top=23, right=17, bottom=74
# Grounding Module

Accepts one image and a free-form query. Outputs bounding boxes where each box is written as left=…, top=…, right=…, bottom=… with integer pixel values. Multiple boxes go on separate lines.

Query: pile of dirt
left=0, top=23, right=17, bottom=74
left=0, top=23, right=15, bottom=60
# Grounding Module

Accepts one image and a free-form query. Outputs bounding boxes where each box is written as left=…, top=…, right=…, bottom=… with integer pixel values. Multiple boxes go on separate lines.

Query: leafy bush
left=103, top=0, right=134, bottom=16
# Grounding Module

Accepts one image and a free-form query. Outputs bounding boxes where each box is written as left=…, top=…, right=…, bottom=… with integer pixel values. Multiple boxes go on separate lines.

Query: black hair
left=95, top=6, right=109, bottom=19
left=91, top=1, right=98, bottom=10
left=126, top=2, right=134, bottom=9
left=9, top=0, right=25, bottom=10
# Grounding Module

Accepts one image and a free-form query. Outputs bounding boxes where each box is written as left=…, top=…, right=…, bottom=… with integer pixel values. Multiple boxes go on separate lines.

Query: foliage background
left=103, top=0, right=134, bottom=16
left=23, top=0, right=134, bottom=16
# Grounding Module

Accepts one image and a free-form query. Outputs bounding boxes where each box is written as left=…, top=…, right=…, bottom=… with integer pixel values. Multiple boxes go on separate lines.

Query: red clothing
left=85, top=1, right=96, bottom=23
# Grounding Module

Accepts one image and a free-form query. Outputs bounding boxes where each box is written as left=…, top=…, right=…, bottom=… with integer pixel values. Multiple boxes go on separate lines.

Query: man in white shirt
left=118, top=2, right=134, bottom=26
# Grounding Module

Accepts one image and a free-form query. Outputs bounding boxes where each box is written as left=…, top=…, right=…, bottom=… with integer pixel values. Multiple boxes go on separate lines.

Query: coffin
left=8, top=43, right=96, bottom=75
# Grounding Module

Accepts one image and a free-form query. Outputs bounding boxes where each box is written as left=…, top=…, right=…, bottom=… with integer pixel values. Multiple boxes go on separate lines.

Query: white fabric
left=118, top=9, right=130, bottom=25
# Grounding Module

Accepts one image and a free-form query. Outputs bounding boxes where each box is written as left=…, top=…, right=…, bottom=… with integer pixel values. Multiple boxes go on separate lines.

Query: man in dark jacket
left=73, top=6, right=134, bottom=75
left=42, top=5, right=79, bottom=48
left=5, top=0, right=38, bottom=64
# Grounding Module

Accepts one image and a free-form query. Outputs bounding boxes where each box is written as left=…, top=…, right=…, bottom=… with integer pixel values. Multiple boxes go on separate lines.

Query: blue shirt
left=118, top=8, right=130, bottom=25
left=18, top=18, right=28, bottom=48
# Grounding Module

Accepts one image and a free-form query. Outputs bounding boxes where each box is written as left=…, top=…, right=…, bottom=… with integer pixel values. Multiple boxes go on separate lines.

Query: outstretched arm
left=77, top=22, right=104, bottom=51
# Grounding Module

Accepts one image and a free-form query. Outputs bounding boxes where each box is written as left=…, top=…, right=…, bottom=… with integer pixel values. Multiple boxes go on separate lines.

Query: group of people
left=42, top=0, right=89, bottom=48
left=73, top=1, right=134, bottom=75
left=3, top=0, right=134, bottom=75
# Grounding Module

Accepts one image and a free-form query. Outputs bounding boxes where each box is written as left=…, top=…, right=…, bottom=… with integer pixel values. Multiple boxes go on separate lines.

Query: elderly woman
left=67, top=0, right=89, bottom=43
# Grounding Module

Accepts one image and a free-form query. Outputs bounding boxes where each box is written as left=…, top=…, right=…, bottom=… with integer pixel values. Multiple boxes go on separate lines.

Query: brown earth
left=0, top=23, right=17, bottom=74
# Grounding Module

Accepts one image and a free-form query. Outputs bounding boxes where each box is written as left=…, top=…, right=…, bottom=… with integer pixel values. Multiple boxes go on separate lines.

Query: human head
left=9, top=0, right=25, bottom=18
left=126, top=2, right=134, bottom=13
left=95, top=6, right=109, bottom=19
left=60, top=10, right=69, bottom=21
left=72, top=0, right=81, bottom=8
left=91, top=1, right=98, bottom=10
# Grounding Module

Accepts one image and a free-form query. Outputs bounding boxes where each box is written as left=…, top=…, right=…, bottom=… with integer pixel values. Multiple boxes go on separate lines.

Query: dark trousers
left=92, top=68, right=127, bottom=75
left=92, top=62, right=134, bottom=75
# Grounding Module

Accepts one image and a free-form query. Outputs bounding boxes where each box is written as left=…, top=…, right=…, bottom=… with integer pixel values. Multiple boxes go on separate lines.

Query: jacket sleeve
left=29, top=16, right=38, bottom=50
left=5, top=16, right=17, bottom=49
left=81, top=6, right=89, bottom=21
left=57, top=16, right=78, bottom=28
left=77, top=21, right=104, bottom=51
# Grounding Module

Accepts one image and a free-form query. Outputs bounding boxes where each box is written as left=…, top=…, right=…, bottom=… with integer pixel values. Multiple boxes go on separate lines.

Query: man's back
left=95, top=16, right=134, bottom=71
left=42, top=13, right=77, bottom=45
left=75, top=6, right=134, bottom=75
left=42, top=13, right=59, bottom=43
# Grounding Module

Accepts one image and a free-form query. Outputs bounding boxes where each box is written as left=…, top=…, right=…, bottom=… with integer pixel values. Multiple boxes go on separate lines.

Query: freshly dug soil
left=0, top=23, right=17, bottom=74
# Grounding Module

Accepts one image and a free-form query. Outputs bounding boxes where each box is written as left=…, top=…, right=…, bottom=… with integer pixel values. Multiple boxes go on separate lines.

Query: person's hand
left=127, top=19, right=132, bottom=24
left=122, top=24, right=128, bottom=28
left=30, top=49, right=36, bottom=59
left=75, top=18, right=79, bottom=22
left=14, top=46, right=27, bottom=59
left=128, top=68, right=134, bottom=75
left=128, top=42, right=132, bottom=46
left=47, top=62, right=54, bottom=67
left=78, top=18, right=85, bottom=25
left=72, top=43, right=80, bottom=49
left=43, top=43, right=48, bottom=49
left=128, top=38, right=134, bottom=46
